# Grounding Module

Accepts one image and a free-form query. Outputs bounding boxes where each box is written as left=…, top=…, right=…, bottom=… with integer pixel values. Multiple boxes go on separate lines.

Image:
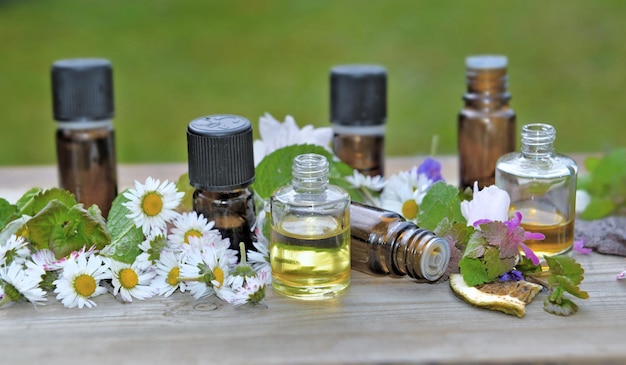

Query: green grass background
left=1, top=0, right=625, bottom=166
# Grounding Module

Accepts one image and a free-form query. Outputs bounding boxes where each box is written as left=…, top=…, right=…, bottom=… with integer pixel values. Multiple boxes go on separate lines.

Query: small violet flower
left=499, top=270, right=524, bottom=282
left=415, top=157, right=444, bottom=183
left=572, top=238, right=592, bottom=255
left=461, top=182, right=510, bottom=227
left=617, top=271, right=626, bottom=280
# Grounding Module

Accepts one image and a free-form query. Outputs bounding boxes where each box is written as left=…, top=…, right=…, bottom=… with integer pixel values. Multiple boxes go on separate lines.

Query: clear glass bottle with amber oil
left=51, top=58, right=118, bottom=218
left=270, top=153, right=351, bottom=300
left=349, top=202, right=450, bottom=282
left=187, top=114, right=256, bottom=257
left=330, top=64, right=387, bottom=177
left=496, top=123, right=577, bottom=258
left=458, top=55, right=516, bottom=191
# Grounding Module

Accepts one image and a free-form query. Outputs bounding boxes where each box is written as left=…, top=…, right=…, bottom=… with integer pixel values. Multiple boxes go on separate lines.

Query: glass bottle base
left=272, top=279, right=350, bottom=301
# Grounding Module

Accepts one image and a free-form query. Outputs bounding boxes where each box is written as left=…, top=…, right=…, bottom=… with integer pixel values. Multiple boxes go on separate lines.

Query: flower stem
left=360, top=186, right=378, bottom=206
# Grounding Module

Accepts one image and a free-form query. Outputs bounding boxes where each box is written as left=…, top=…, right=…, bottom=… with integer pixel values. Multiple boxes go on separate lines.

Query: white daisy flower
left=185, top=234, right=238, bottom=267
left=380, top=171, right=434, bottom=223
left=53, top=252, right=111, bottom=309
left=345, top=170, right=386, bottom=191
left=253, top=113, right=333, bottom=166
left=110, top=260, right=156, bottom=302
left=30, top=249, right=65, bottom=271
left=123, top=177, right=184, bottom=235
left=179, top=245, right=231, bottom=300
left=247, top=239, right=272, bottom=285
left=168, top=211, right=220, bottom=248
left=152, top=250, right=185, bottom=297
left=0, top=235, right=31, bottom=266
left=0, top=261, right=47, bottom=307
left=218, top=270, right=267, bottom=307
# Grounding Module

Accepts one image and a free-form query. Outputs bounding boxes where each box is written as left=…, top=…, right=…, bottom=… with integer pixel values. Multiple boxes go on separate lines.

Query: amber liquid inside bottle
left=510, top=202, right=574, bottom=257
left=192, top=189, right=256, bottom=255
left=333, top=133, right=384, bottom=177
left=458, top=66, right=515, bottom=190
left=56, top=125, right=117, bottom=217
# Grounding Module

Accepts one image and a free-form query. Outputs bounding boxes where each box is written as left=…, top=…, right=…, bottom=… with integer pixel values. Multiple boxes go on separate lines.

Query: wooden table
left=1, top=157, right=625, bottom=365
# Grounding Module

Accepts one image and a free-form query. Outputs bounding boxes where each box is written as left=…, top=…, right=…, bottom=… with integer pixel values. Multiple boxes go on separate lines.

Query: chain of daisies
left=0, top=177, right=270, bottom=309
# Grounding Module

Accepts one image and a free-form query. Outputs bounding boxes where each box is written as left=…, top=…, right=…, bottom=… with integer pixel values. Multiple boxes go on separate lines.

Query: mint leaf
left=463, top=231, right=486, bottom=259
left=15, top=187, right=41, bottom=212
left=176, top=173, right=194, bottom=211
left=104, top=190, right=144, bottom=264
left=417, top=181, right=465, bottom=231
left=434, top=217, right=474, bottom=253
left=540, top=255, right=589, bottom=316
left=20, top=188, right=77, bottom=217
left=0, top=198, right=19, bottom=232
left=252, top=144, right=357, bottom=201
left=483, top=246, right=515, bottom=279
left=459, top=256, right=489, bottom=286
left=26, top=200, right=110, bottom=259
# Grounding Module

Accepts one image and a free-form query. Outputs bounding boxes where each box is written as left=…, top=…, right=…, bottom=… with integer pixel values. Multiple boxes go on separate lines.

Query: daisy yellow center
left=167, top=267, right=180, bottom=286
left=213, top=267, right=225, bottom=288
left=119, top=268, right=139, bottom=289
left=183, top=229, right=203, bottom=244
left=74, top=274, right=97, bottom=297
left=402, top=199, right=419, bottom=220
left=141, top=192, right=163, bottom=217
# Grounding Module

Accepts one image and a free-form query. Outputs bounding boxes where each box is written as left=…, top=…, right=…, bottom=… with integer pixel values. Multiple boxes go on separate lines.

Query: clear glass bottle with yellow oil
left=270, top=153, right=351, bottom=300
left=496, top=123, right=577, bottom=257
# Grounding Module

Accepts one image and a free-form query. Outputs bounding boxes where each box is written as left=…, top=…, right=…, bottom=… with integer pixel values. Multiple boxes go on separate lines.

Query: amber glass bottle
left=330, top=64, right=387, bottom=177
left=51, top=58, right=118, bottom=217
left=187, top=114, right=256, bottom=257
left=349, top=202, right=450, bottom=282
left=458, top=55, right=516, bottom=191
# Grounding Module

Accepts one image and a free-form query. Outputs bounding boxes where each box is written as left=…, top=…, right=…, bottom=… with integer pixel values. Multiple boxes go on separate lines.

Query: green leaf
left=26, top=200, right=110, bottom=259
left=417, top=181, right=465, bottom=231
left=544, top=297, right=579, bottom=316
left=176, top=173, right=195, bottom=211
left=0, top=198, right=19, bottom=232
left=463, top=231, right=486, bottom=259
left=15, top=187, right=41, bottom=212
left=434, top=217, right=474, bottom=253
left=545, top=255, right=585, bottom=286
left=483, top=246, right=515, bottom=279
left=580, top=196, right=615, bottom=220
left=20, top=188, right=77, bottom=217
left=515, top=256, right=542, bottom=274
left=103, top=190, right=144, bottom=264
left=459, top=256, right=489, bottom=286
left=252, top=144, right=357, bottom=201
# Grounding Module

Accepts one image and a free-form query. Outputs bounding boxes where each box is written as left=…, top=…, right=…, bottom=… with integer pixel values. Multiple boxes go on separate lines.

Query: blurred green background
left=1, top=0, right=625, bottom=166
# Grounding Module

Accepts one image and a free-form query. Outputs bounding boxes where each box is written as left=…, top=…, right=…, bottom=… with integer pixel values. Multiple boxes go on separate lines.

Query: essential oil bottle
left=458, top=55, right=516, bottom=190
left=349, top=202, right=450, bottom=282
left=187, top=114, right=256, bottom=256
left=270, top=153, right=351, bottom=300
left=496, top=123, right=577, bottom=257
left=330, top=64, right=387, bottom=177
left=51, top=58, right=118, bottom=218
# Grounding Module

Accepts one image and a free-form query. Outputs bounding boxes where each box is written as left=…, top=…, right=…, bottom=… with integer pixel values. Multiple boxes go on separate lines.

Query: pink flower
left=477, top=212, right=543, bottom=266
left=573, top=238, right=592, bottom=255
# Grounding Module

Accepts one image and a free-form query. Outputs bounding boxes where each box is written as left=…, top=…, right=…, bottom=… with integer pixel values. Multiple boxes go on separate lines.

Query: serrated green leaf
left=21, top=188, right=77, bottom=217
left=434, top=217, right=474, bottom=253
left=484, top=246, right=514, bottom=279
left=545, top=255, right=585, bottom=285
left=417, top=181, right=465, bottom=231
left=0, top=198, right=19, bottom=232
left=26, top=200, right=110, bottom=259
left=15, top=187, right=41, bottom=212
left=550, top=275, right=589, bottom=299
left=459, top=256, right=489, bottom=286
left=463, top=231, right=486, bottom=259
left=252, top=144, right=356, bottom=201
left=103, top=190, right=144, bottom=264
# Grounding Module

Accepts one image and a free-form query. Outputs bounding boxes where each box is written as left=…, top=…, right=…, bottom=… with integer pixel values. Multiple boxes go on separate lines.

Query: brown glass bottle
left=187, top=114, right=256, bottom=257
left=330, top=65, right=386, bottom=177
left=458, top=55, right=515, bottom=191
left=349, top=202, right=450, bottom=282
left=52, top=58, right=118, bottom=217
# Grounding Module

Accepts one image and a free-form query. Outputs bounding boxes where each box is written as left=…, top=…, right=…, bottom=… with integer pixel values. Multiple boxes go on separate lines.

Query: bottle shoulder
left=496, top=152, right=578, bottom=178
left=272, top=184, right=350, bottom=206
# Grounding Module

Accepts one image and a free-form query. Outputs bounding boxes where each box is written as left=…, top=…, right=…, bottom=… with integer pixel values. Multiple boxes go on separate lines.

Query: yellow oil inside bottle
left=270, top=215, right=350, bottom=300
left=510, top=201, right=574, bottom=258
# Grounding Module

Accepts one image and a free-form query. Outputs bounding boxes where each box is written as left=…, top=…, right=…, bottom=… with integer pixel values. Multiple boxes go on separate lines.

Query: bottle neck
left=521, top=123, right=555, bottom=159
left=292, top=153, right=329, bottom=193
left=387, top=223, right=450, bottom=281
left=464, top=67, right=510, bottom=110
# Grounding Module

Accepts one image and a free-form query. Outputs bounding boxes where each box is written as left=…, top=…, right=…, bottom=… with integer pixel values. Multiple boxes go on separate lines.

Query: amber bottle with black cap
left=331, top=64, right=387, bottom=177
left=187, top=114, right=256, bottom=256
left=52, top=58, right=118, bottom=217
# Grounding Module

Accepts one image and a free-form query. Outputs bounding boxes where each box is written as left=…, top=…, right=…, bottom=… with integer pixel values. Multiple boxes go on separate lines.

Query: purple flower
left=416, top=157, right=444, bottom=183
left=503, top=212, right=543, bottom=266
left=499, top=270, right=524, bottom=282
left=572, top=238, right=592, bottom=254
left=477, top=212, right=543, bottom=266
left=617, top=271, right=626, bottom=280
